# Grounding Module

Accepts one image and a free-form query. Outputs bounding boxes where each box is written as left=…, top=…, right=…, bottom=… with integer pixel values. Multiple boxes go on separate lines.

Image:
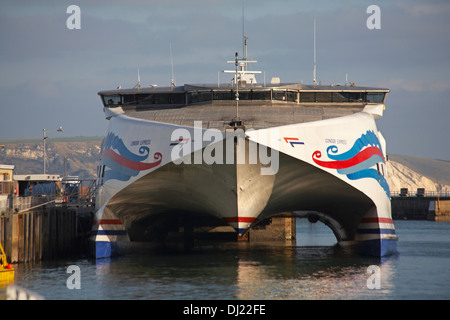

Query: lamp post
left=43, top=126, right=63, bottom=175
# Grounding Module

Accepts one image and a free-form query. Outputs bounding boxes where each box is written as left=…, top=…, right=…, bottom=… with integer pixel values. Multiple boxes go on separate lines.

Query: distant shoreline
left=0, top=136, right=104, bottom=144
left=1, top=136, right=449, bottom=187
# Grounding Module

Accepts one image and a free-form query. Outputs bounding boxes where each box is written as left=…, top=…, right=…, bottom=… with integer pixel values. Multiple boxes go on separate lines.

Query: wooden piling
left=0, top=205, right=85, bottom=263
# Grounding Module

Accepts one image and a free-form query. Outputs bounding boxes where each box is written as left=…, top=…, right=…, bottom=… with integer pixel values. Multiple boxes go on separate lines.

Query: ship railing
left=390, top=191, right=450, bottom=198
left=0, top=179, right=98, bottom=213
left=60, top=179, right=97, bottom=207
left=0, top=194, right=60, bottom=214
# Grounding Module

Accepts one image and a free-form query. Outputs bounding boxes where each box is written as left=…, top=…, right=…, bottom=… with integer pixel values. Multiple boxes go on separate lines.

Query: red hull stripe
left=223, top=217, right=256, bottom=223
left=360, top=217, right=393, bottom=224
left=94, top=219, right=123, bottom=225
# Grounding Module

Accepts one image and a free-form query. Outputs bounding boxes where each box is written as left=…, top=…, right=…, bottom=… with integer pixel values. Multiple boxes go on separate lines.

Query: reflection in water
left=234, top=245, right=395, bottom=299
left=90, top=243, right=396, bottom=300
left=297, top=220, right=338, bottom=247
left=233, top=220, right=395, bottom=299
left=4, top=219, right=404, bottom=300
left=3, top=220, right=449, bottom=300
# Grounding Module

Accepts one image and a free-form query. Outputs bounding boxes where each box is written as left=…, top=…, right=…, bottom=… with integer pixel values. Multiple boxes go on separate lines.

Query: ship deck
left=99, top=83, right=389, bottom=130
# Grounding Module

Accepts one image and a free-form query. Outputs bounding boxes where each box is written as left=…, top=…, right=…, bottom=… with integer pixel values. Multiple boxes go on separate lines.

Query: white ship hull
left=91, top=103, right=397, bottom=258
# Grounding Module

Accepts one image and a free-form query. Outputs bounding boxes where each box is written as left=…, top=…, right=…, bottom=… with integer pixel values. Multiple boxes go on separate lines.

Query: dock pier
left=0, top=196, right=93, bottom=264
left=2, top=191, right=449, bottom=264
left=391, top=191, right=450, bottom=221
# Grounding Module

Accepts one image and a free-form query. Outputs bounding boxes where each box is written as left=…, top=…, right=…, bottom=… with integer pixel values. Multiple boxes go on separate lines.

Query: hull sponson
left=90, top=205, right=130, bottom=259
left=91, top=104, right=397, bottom=258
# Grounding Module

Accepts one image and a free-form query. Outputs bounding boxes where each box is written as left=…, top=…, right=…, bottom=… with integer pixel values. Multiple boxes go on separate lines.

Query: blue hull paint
left=91, top=237, right=398, bottom=259
left=357, top=238, right=398, bottom=257
left=91, top=241, right=117, bottom=259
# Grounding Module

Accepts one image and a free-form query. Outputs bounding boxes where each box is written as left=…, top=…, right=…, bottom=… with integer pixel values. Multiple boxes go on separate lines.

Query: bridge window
left=154, top=93, right=171, bottom=104
left=286, top=90, right=297, bottom=102
left=332, top=92, right=349, bottom=102
left=251, top=90, right=271, bottom=100
left=272, top=90, right=286, bottom=101
left=341, top=92, right=366, bottom=102
left=213, top=90, right=233, bottom=100
left=102, top=95, right=121, bottom=106
left=135, top=94, right=153, bottom=104
left=170, top=93, right=185, bottom=104
left=187, top=91, right=197, bottom=104
left=300, top=92, right=315, bottom=102
left=212, top=89, right=273, bottom=101
left=122, top=94, right=136, bottom=105
left=316, top=92, right=332, bottom=102
left=187, top=90, right=212, bottom=104
left=367, top=93, right=385, bottom=103
left=238, top=90, right=251, bottom=100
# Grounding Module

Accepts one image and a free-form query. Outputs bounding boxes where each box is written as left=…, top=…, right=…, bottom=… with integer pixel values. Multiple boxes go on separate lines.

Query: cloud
left=379, top=78, right=450, bottom=92
left=24, top=79, right=62, bottom=99
left=0, top=0, right=449, bottom=160
left=397, top=2, right=450, bottom=17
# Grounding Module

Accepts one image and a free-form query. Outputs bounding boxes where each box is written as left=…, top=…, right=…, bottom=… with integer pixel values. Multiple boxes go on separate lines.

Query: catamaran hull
left=91, top=104, right=397, bottom=258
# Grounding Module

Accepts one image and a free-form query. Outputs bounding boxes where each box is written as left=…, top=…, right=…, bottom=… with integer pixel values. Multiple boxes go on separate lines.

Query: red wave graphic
left=312, top=146, right=383, bottom=169
left=101, top=149, right=162, bottom=171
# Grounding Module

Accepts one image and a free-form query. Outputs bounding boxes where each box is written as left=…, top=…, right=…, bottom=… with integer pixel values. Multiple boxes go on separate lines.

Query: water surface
left=3, top=219, right=450, bottom=300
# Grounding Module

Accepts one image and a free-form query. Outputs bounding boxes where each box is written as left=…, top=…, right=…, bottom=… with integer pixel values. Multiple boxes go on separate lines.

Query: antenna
left=242, top=6, right=245, bottom=59
left=170, top=42, right=175, bottom=89
left=313, top=18, right=316, bottom=86
left=224, top=36, right=261, bottom=84
left=235, top=52, right=239, bottom=121
left=313, top=18, right=317, bottom=86
left=133, top=68, right=141, bottom=89
left=223, top=14, right=261, bottom=88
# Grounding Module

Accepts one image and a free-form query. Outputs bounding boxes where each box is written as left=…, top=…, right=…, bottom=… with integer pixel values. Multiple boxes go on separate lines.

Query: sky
left=0, top=0, right=449, bottom=160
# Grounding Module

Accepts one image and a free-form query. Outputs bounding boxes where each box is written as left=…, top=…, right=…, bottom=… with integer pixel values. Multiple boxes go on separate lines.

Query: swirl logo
left=312, top=130, right=390, bottom=197
left=100, top=132, right=162, bottom=182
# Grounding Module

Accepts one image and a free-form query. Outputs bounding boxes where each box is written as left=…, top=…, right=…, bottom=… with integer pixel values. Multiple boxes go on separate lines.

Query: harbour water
left=1, top=219, right=449, bottom=300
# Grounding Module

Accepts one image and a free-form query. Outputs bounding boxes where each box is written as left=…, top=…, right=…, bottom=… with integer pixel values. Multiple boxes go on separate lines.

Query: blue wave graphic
left=101, top=156, right=140, bottom=179
left=103, top=170, right=135, bottom=182
left=346, top=168, right=390, bottom=197
left=102, top=132, right=149, bottom=162
left=101, top=132, right=150, bottom=182
left=327, top=130, right=382, bottom=161
left=319, top=130, right=389, bottom=197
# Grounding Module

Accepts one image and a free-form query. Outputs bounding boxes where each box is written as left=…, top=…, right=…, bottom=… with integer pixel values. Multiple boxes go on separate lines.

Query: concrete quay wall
left=0, top=205, right=93, bottom=263
left=391, top=196, right=450, bottom=221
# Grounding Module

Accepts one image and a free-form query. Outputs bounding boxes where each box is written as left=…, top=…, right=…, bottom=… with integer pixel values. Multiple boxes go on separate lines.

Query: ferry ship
left=91, top=38, right=398, bottom=258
